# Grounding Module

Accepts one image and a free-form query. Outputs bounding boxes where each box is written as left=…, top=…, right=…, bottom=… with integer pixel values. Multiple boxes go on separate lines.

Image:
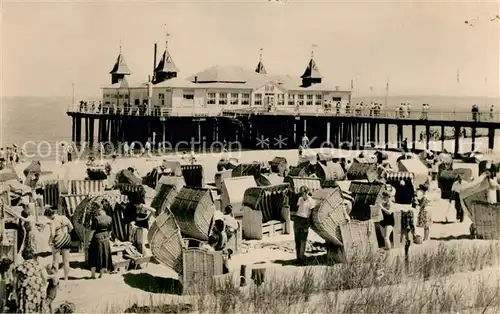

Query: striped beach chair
left=60, top=194, right=87, bottom=217
left=71, top=180, right=106, bottom=195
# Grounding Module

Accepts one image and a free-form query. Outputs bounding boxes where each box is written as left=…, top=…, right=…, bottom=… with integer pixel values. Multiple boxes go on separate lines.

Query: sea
left=1, top=95, right=499, bottom=160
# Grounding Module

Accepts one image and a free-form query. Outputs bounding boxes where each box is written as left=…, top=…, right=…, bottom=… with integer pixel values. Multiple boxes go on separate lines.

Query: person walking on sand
left=294, top=186, right=316, bottom=265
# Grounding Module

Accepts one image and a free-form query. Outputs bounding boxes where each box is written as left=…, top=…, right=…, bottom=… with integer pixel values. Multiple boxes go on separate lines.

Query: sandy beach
left=8, top=141, right=500, bottom=313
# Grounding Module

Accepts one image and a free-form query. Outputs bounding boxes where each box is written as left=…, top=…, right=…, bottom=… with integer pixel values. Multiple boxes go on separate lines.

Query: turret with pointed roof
left=255, top=48, right=267, bottom=74
left=301, top=46, right=323, bottom=87
left=109, top=45, right=131, bottom=84
left=154, top=37, right=179, bottom=84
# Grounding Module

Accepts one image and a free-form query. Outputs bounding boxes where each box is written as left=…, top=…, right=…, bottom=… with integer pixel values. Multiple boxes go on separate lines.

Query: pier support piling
left=384, top=124, right=389, bottom=150
left=454, top=126, right=460, bottom=156
left=89, top=118, right=95, bottom=150
left=440, top=125, right=445, bottom=151
left=488, top=128, right=495, bottom=151
left=425, top=125, right=431, bottom=150
left=411, top=125, right=416, bottom=151
left=471, top=127, right=477, bottom=152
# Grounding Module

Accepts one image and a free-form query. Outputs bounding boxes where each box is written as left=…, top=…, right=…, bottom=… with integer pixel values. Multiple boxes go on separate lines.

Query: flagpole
left=384, top=77, right=389, bottom=109
left=456, top=68, right=459, bottom=114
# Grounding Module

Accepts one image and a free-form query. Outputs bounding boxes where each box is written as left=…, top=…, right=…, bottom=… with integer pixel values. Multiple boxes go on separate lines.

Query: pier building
left=67, top=39, right=500, bottom=155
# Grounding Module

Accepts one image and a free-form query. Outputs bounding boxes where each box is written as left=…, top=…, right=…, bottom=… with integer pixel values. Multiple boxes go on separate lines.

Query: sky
left=2, top=0, right=499, bottom=98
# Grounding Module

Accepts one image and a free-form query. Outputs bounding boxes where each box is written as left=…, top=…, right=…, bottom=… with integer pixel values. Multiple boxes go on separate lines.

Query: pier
left=67, top=105, right=500, bottom=155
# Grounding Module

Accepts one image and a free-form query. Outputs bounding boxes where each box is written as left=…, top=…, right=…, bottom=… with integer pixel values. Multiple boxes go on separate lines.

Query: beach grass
left=100, top=241, right=500, bottom=314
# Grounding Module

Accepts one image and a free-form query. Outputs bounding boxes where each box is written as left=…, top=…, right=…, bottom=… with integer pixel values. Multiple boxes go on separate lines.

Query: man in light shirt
left=294, top=186, right=316, bottom=265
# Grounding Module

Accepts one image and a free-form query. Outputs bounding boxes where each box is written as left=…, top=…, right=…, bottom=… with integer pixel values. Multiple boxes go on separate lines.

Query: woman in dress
left=376, top=191, right=395, bottom=250
left=415, top=184, right=431, bottom=241
left=88, top=207, right=114, bottom=279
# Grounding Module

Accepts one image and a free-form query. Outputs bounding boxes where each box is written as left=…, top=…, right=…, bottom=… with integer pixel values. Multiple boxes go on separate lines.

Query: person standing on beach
left=375, top=190, right=395, bottom=250
left=123, top=142, right=129, bottom=157
left=44, top=208, right=73, bottom=281
left=451, top=175, right=464, bottom=222
left=294, top=186, right=316, bottom=265
left=415, top=184, right=431, bottom=241
left=301, top=134, right=309, bottom=149
left=129, top=141, right=135, bottom=157
left=87, top=207, right=113, bottom=279
left=145, top=141, right=151, bottom=157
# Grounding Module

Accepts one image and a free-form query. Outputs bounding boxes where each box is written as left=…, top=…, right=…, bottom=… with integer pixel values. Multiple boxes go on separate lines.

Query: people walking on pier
left=294, top=186, right=316, bottom=265
left=335, top=101, right=341, bottom=115
left=406, top=102, right=412, bottom=118
left=490, top=104, right=494, bottom=120
left=345, top=102, right=351, bottom=115
left=472, top=104, right=479, bottom=122
left=421, top=103, right=429, bottom=120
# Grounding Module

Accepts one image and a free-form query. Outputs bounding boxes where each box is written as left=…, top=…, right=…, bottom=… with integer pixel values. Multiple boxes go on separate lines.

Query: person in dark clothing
left=375, top=191, right=395, bottom=250
left=212, top=219, right=230, bottom=274
left=402, top=138, right=408, bottom=152
left=88, top=207, right=114, bottom=279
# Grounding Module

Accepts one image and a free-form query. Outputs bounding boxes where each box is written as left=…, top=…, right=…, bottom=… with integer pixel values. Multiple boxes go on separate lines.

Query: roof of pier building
left=169, top=64, right=348, bottom=92
left=109, top=53, right=132, bottom=75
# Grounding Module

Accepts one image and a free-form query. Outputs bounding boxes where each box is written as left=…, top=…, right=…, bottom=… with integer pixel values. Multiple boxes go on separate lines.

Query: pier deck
left=67, top=105, right=500, bottom=155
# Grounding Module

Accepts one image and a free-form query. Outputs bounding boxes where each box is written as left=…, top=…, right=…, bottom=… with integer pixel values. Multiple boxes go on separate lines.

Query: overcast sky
left=2, top=0, right=499, bottom=98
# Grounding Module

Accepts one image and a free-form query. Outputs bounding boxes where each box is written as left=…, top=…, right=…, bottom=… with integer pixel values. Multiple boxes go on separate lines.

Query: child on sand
left=45, top=265, right=59, bottom=313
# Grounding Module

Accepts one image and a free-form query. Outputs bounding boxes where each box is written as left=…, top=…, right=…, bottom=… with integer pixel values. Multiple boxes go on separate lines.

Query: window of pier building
left=306, top=94, right=313, bottom=106
left=159, top=93, right=165, bottom=106
left=219, top=93, right=228, bottom=105
left=315, top=94, right=323, bottom=106
left=297, top=94, right=304, bottom=106
left=242, top=93, right=250, bottom=105
left=230, top=93, right=239, bottom=105
left=288, top=94, right=295, bottom=106
left=277, top=94, right=285, bottom=106
left=207, top=93, right=216, bottom=105
left=183, top=90, right=195, bottom=102
left=254, top=93, right=262, bottom=106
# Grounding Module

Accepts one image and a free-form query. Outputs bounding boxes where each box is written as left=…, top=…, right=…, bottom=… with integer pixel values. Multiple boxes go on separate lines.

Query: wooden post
left=440, top=125, right=445, bottom=151
left=384, top=124, right=389, bottom=150
left=454, top=126, right=460, bottom=156
left=411, top=124, right=416, bottom=151
left=425, top=125, right=431, bottom=150
left=488, top=128, right=495, bottom=151
left=471, top=127, right=477, bottom=152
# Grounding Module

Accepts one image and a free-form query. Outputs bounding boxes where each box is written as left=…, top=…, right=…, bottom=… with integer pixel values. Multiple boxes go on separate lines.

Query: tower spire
left=255, top=47, right=267, bottom=74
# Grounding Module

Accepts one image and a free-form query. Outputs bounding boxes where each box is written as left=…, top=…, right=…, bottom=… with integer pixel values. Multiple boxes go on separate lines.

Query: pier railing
left=66, top=104, right=500, bottom=123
